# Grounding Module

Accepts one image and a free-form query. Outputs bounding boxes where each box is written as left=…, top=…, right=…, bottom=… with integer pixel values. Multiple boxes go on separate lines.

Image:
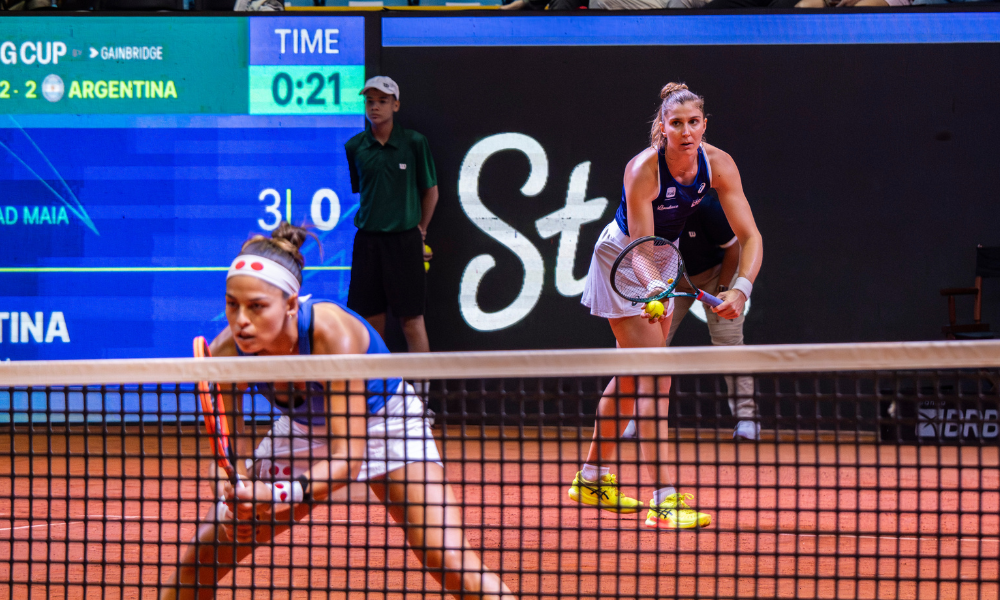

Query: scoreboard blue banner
left=0, top=16, right=366, bottom=361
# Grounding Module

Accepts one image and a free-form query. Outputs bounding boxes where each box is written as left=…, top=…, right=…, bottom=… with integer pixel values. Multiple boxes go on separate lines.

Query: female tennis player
left=162, top=223, right=513, bottom=600
left=569, top=83, right=763, bottom=529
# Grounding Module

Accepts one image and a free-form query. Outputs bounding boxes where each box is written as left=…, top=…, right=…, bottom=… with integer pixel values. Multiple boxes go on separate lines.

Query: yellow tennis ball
left=646, top=300, right=664, bottom=318
left=424, top=261, right=430, bottom=272
left=424, top=244, right=432, bottom=254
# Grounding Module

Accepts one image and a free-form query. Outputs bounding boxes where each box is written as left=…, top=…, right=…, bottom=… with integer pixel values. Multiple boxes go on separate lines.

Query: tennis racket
left=610, top=235, right=723, bottom=307
left=193, top=336, right=240, bottom=487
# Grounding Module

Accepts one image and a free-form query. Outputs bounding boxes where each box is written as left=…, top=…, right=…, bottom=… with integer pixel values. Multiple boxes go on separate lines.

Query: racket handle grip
left=696, top=290, right=723, bottom=308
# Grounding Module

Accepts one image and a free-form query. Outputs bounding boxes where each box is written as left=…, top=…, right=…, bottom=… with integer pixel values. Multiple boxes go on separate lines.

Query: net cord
left=1, top=340, right=999, bottom=386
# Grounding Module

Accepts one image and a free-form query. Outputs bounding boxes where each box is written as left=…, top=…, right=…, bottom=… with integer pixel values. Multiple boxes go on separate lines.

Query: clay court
left=2, top=424, right=997, bottom=600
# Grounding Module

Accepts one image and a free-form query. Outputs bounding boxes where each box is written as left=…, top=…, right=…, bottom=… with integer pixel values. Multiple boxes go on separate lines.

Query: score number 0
left=259, top=188, right=341, bottom=232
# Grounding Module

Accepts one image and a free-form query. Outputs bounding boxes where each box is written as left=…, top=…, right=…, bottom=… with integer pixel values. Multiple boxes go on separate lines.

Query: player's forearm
left=718, top=242, right=740, bottom=291
left=736, top=233, right=762, bottom=283
left=418, top=186, right=439, bottom=234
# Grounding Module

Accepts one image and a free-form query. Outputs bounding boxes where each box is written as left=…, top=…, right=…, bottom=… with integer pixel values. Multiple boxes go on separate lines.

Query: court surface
left=1, top=425, right=997, bottom=600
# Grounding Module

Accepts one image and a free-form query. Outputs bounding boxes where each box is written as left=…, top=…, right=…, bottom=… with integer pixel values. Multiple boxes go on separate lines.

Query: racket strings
left=613, top=240, right=682, bottom=302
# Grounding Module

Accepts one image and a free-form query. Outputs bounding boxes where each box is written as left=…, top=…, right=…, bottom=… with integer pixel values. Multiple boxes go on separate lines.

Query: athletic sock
left=581, top=464, right=609, bottom=482
left=652, top=486, right=678, bottom=506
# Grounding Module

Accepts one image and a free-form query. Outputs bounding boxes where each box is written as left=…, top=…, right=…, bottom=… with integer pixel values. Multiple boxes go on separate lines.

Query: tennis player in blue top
left=162, top=223, right=513, bottom=600
left=572, top=83, right=764, bottom=529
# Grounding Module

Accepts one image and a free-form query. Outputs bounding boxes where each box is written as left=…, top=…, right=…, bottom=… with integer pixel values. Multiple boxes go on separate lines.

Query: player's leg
left=568, top=313, right=672, bottom=513
left=361, top=385, right=512, bottom=599
left=163, top=500, right=312, bottom=600
left=163, top=418, right=327, bottom=599
left=663, top=295, right=694, bottom=347
left=617, top=296, right=690, bottom=439
left=369, top=462, right=514, bottom=600
left=569, top=373, right=643, bottom=512
left=632, top=315, right=712, bottom=529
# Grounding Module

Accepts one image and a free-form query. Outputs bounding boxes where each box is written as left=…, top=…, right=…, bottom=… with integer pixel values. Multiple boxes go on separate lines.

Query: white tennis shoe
left=733, top=420, right=760, bottom=441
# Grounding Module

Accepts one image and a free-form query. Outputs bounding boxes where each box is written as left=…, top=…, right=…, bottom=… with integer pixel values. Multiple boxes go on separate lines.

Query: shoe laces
left=658, top=493, right=695, bottom=510
left=600, top=474, right=620, bottom=487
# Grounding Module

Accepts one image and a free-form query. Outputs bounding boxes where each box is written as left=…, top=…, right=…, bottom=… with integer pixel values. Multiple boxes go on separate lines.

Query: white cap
left=360, top=76, right=399, bottom=100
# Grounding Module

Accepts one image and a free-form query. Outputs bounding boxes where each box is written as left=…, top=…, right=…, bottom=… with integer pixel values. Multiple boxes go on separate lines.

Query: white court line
left=0, top=514, right=144, bottom=533
left=0, top=515, right=369, bottom=533
left=774, top=532, right=1000, bottom=547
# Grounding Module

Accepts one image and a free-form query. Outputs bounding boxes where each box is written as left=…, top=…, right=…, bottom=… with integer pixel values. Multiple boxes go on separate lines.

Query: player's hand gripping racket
left=193, top=336, right=242, bottom=488
left=610, top=236, right=723, bottom=308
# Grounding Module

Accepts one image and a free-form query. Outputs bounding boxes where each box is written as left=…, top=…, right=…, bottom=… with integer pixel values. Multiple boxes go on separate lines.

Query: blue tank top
left=615, top=145, right=713, bottom=241
left=239, top=296, right=402, bottom=425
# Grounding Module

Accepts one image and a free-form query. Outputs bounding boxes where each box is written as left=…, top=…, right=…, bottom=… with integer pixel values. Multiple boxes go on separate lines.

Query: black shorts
left=347, top=227, right=426, bottom=319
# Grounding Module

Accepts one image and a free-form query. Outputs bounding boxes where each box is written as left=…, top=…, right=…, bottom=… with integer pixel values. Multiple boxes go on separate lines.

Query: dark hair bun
left=660, top=82, right=689, bottom=99
left=239, top=221, right=318, bottom=277
left=272, top=221, right=309, bottom=251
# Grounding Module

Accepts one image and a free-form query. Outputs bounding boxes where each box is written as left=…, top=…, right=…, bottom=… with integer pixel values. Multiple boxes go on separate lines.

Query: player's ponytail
left=239, top=222, right=317, bottom=287
left=650, top=82, right=706, bottom=150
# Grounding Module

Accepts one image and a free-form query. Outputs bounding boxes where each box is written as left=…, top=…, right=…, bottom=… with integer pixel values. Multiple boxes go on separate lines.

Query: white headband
left=226, top=255, right=300, bottom=296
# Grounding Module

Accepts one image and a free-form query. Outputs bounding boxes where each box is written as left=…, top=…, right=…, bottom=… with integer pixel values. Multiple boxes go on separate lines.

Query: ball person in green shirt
left=345, top=76, right=438, bottom=352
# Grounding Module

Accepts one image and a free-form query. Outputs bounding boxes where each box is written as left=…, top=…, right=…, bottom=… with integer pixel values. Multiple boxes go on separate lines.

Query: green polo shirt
left=344, top=123, right=437, bottom=233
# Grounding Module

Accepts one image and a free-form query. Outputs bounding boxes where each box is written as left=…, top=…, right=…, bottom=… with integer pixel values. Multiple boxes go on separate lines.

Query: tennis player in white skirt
left=570, top=82, right=763, bottom=530
left=163, top=222, right=513, bottom=600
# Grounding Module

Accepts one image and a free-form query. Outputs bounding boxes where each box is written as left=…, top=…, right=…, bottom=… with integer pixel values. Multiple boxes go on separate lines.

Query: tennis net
left=1, top=341, right=998, bottom=600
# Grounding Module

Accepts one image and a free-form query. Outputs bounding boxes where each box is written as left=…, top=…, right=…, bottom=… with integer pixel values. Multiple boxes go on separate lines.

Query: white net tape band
left=1, top=341, right=999, bottom=386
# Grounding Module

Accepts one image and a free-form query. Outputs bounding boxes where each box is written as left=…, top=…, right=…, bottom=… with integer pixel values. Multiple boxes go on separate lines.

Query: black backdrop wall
left=377, top=38, right=1000, bottom=351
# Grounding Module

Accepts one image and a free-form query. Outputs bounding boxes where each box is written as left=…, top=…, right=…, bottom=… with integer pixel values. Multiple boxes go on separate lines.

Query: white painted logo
left=688, top=231, right=696, bottom=238
left=691, top=197, right=702, bottom=208
left=666, top=187, right=676, bottom=199
left=656, top=204, right=677, bottom=211
left=458, top=133, right=607, bottom=332
left=698, top=183, right=706, bottom=193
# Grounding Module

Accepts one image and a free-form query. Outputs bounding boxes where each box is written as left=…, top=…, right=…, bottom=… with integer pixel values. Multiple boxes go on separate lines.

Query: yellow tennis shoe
left=644, top=493, right=711, bottom=529
left=567, top=471, right=644, bottom=514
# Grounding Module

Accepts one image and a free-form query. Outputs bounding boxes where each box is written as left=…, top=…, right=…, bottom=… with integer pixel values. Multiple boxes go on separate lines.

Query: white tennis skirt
left=581, top=221, right=675, bottom=320
left=251, top=381, right=442, bottom=483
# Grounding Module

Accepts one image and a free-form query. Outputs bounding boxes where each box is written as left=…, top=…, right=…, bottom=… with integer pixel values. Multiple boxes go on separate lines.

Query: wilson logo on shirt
left=399, top=163, right=407, bottom=170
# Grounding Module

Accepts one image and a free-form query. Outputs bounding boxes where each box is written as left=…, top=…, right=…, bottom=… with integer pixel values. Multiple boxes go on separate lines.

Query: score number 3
left=259, top=188, right=341, bottom=232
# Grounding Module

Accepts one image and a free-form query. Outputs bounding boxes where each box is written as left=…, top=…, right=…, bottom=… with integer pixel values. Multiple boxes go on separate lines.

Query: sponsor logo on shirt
left=399, top=163, right=407, bottom=170
left=656, top=204, right=677, bottom=211
left=665, top=187, right=676, bottom=199
left=697, top=183, right=706, bottom=193
left=691, top=197, right=703, bottom=208
left=688, top=231, right=697, bottom=237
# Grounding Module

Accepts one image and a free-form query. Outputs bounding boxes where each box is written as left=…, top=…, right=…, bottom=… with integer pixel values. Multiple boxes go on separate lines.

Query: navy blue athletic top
left=615, top=145, right=713, bottom=241
left=239, top=296, right=402, bottom=425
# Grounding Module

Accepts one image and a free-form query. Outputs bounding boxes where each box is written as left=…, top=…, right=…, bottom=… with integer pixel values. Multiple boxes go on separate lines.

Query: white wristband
left=268, top=480, right=305, bottom=504
left=732, top=277, right=753, bottom=300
